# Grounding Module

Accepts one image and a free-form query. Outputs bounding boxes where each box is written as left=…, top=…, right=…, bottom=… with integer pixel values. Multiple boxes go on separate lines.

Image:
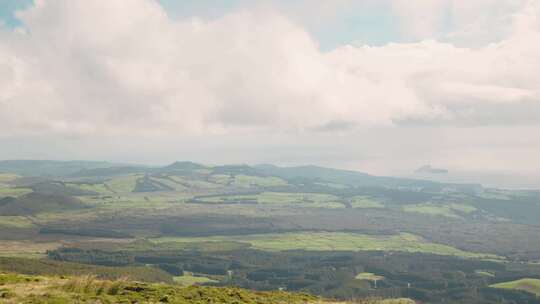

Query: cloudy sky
left=0, top=0, right=539, bottom=187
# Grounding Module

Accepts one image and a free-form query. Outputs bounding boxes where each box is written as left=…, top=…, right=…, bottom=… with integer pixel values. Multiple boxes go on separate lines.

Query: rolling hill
left=0, top=192, right=87, bottom=216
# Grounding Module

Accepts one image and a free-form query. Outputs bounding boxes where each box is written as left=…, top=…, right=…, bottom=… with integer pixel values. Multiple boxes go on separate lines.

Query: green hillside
left=0, top=193, right=87, bottom=216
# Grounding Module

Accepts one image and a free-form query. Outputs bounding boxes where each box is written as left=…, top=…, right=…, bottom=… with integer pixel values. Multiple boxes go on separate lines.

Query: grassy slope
left=0, top=193, right=87, bottom=216
left=0, top=273, right=414, bottom=304
left=105, top=175, right=141, bottom=193
left=0, top=241, right=60, bottom=259
left=490, top=278, right=540, bottom=296
left=0, top=257, right=172, bottom=283
left=0, top=186, right=32, bottom=197
left=0, top=174, right=19, bottom=183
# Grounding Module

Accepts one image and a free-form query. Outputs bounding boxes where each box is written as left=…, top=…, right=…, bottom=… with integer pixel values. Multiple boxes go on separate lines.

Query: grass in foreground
left=490, top=278, right=540, bottom=296
left=0, top=273, right=315, bottom=303
left=0, top=273, right=414, bottom=303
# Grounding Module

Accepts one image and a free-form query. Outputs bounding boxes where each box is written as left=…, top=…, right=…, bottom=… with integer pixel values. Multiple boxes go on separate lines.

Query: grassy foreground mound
left=0, top=273, right=414, bottom=304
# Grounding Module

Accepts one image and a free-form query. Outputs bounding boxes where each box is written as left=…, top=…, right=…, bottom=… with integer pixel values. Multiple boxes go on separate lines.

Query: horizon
left=0, top=158, right=538, bottom=190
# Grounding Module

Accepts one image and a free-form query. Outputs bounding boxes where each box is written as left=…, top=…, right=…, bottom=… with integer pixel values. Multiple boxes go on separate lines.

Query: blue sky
left=317, top=8, right=398, bottom=49
left=159, top=0, right=402, bottom=49
left=0, top=0, right=400, bottom=50
left=0, top=0, right=33, bottom=27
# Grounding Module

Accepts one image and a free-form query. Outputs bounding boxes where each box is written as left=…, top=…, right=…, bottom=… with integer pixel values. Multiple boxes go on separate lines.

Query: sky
left=0, top=0, right=539, bottom=188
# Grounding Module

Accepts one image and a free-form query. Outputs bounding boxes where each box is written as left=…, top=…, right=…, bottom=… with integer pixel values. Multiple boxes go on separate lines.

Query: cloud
left=0, top=0, right=539, bottom=138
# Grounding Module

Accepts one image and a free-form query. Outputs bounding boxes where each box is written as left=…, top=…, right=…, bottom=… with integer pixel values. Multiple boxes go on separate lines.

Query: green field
left=207, top=174, right=231, bottom=185
left=350, top=196, right=385, bottom=208
left=490, top=278, right=540, bottom=296
left=79, top=192, right=191, bottom=210
left=67, top=183, right=114, bottom=195
left=231, top=175, right=288, bottom=187
left=173, top=272, right=218, bottom=286
left=151, top=232, right=498, bottom=259
left=0, top=186, right=32, bottom=197
left=195, top=192, right=344, bottom=209
left=105, top=175, right=142, bottom=193
left=475, top=270, right=495, bottom=277
left=355, top=272, right=385, bottom=282
left=402, top=203, right=476, bottom=218
left=150, top=177, right=187, bottom=191
left=0, top=241, right=61, bottom=259
left=204, top=174, right=288, bottom=188
left=72, top=239, right=250, bottom=252
left=0, top=216, right=35, bottom=229
left=0, top=173, right=19, bottom=183
left=314, top=182, right=348, bottom=189
left=169, top=175, right=223, bottom=189
left=243, top=232, right=496, bottom=258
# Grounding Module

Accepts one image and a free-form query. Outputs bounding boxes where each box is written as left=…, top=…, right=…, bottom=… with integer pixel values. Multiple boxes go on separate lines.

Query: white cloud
left=0, top=0, right=539, bottom=138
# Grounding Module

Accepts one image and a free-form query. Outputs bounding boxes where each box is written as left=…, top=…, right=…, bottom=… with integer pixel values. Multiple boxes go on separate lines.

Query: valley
left=0, top=160, right=539, bottom=303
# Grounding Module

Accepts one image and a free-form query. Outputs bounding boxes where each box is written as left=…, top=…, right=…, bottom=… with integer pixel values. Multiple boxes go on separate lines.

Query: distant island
left=415, top=165, right=448, bottom=174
